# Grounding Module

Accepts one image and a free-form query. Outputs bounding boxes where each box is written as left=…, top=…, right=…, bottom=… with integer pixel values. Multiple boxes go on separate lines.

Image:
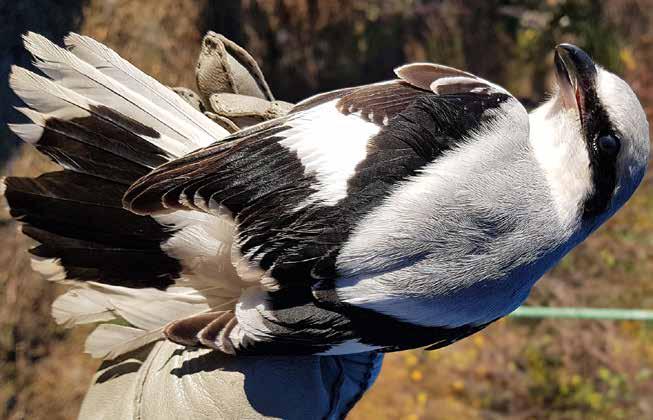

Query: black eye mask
left=582, top=108, right=620, bottom=219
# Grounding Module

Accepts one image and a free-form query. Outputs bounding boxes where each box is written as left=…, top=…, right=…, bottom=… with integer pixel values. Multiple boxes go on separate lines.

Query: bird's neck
left=528, top=96, right=592, bottom=230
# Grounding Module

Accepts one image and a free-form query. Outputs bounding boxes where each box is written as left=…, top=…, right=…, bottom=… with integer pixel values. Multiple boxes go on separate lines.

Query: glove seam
left=133, top=341, right=164, bottom=420
left=340, top=351, right=379, bottom=417
left=217, top=34, right=275, bottom=101
left=324, top=356, right=346, bottom=420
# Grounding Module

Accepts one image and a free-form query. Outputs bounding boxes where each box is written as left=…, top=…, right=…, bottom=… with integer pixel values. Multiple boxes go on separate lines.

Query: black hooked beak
left=554, top=43, right=598, bottom=128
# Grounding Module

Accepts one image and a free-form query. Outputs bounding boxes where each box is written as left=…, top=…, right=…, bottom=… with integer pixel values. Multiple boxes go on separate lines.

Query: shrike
left=5, top=33, right=649, bottom=358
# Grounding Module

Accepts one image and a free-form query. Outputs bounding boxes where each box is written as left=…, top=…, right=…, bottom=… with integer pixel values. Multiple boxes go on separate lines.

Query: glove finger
left=197, top=32, right=274, bottom=104
left=209, top=94, right=294, bottom=129
left=204, top=112, right=241, bottom=133
left=210, top=93, right=291, bottom=118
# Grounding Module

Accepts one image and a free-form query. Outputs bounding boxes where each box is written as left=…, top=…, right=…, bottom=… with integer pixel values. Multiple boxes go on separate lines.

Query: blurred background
left=1, top=1, right=652, bottom=419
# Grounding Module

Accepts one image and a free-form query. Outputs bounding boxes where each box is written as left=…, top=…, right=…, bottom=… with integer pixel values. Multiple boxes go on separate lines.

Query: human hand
left=79, top=341, right=383, bottom=419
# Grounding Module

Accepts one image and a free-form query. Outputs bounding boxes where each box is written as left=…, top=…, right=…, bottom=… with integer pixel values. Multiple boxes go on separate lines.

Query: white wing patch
left=280, top=100, right=380, bottom=206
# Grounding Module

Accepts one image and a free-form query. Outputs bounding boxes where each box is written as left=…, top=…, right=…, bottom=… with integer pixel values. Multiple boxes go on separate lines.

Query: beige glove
left=208, top=93, right=292, bottom=131
left=79, top=341, right=382, bottom=420
left=196, top=31, right=274, bottom=104
left=78, top=33, right=384, bottom=420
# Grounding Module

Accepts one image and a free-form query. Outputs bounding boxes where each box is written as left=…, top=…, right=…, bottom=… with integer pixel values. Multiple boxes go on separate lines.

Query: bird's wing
left=124, top=63, right=525, bottom=296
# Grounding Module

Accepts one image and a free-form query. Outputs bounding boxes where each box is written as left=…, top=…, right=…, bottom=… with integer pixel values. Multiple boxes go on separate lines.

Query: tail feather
left=64, top=33, right=219, bottom=142
left=53, top=282, right=212, bottom=359
left=9, top=67, right=181, bottom=180
left=4, top=32, right=238, bottom=359
left=22, top=32, right=218, bottom=153
left=6, top=172, right=181, bottom=289
left=85, top=324, right=161, bottom=359
left=5, top=172, right=169, bottom=240
left=12, top=105, right=168, bottom=184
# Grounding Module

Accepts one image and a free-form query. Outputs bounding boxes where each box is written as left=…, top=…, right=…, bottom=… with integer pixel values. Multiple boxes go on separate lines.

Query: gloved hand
left=79, top=341, right=383, bottom=420
left=78, top=32, right=384, bottom=420
left=171, top=31, right=292, bottom=131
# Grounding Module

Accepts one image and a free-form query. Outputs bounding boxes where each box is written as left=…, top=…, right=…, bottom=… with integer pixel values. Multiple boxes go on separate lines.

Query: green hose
left=510, top=306, right=653, bottom=321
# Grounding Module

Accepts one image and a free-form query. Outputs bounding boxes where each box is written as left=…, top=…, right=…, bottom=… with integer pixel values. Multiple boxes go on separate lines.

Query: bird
left=3, top=32, right=649, bottom=359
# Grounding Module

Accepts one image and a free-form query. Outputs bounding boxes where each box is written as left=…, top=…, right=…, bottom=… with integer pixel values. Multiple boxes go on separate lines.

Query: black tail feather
left=5, top=171, right=181, bottom=289
left=29, top=108, right=170, bottom=185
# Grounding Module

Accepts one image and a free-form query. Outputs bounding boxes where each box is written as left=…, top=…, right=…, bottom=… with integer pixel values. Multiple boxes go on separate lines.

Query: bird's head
left=533, top=44, right=649, bottom=231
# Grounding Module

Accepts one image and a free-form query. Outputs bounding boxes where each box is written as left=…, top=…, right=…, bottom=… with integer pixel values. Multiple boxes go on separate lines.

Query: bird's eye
left=597, top=135, right=620, bottom=156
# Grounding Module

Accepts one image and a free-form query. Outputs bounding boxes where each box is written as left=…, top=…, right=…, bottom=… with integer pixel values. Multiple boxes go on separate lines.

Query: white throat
left=529, top=96, right=592, bottom=229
